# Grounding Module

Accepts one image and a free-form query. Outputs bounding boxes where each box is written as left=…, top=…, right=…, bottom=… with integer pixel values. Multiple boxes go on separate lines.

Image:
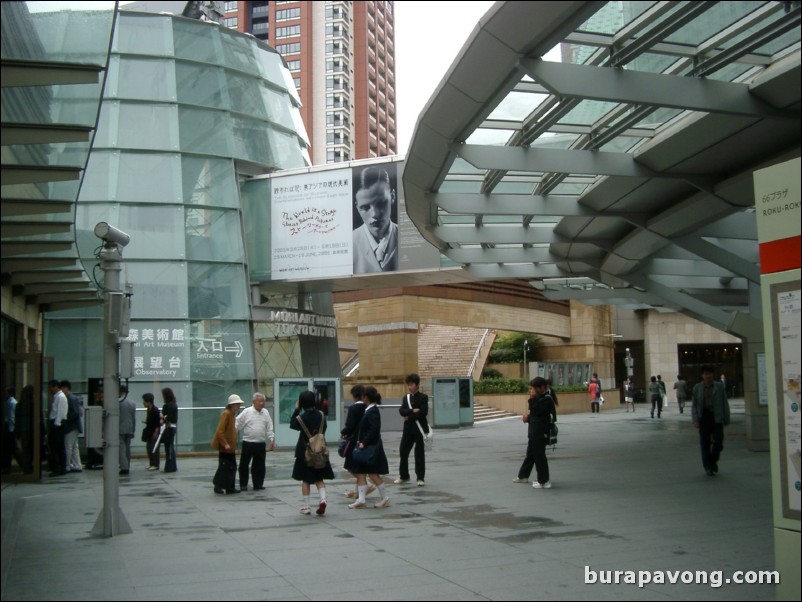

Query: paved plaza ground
left=1, top=400, right=777, bottom=600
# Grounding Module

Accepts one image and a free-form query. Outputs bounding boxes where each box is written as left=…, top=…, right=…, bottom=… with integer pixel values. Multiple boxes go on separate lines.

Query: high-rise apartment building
left=222, top=1, right=397, bottom=164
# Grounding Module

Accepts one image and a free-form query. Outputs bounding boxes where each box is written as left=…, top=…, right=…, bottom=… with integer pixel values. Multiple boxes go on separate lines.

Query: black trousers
left=518, top=430, right=549, bottom=484
left=699, top=410, right=724, bottom=471
left=239, top=441, right=267, bottom=488
left=49, top=422, right=67, bottom=474
left=213, top=452, right=237, bottom=491
left=398, top=426, right=425, bottom=481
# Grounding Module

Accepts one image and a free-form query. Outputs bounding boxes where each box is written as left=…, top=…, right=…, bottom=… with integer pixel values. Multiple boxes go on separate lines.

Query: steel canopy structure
left=403, top=0, right=801, bottom=338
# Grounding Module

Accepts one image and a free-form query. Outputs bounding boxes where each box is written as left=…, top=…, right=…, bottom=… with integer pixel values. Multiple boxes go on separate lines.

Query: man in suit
left=118, top=387, right=136, bottom=476
left=395, top=373, right=429, bottom=486
left=691, top=365, right=731, bottom=476
left=352, top=166, right=398, bottom=273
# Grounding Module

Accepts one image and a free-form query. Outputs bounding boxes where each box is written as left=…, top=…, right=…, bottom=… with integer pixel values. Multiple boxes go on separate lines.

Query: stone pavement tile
left=133, top=576, right=301, bottom=601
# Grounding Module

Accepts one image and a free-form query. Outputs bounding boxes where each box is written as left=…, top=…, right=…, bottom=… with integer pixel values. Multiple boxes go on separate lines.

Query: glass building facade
left=43, top=10, right=312, bottom=451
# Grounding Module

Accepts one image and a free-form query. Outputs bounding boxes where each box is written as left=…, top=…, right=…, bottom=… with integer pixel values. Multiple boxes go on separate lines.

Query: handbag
left=415, top=420, right=434, bottom=451
left=337, top=438, right=352, bottom=458
left=351, top=443, right=378, bottom=465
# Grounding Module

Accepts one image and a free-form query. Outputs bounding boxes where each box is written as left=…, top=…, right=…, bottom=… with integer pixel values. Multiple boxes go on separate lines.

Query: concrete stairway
left=473, top=403, right=517, bottom=422
left=418, top=324, right=492, bottom=384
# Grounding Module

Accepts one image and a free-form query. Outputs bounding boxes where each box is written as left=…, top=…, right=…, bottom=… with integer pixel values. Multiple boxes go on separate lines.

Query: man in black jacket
left=395, top=373, right=429, bottom=486
left=513, top=377, right=557, bottom=488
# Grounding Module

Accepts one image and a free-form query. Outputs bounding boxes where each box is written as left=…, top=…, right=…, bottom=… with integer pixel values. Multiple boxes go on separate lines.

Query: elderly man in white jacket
left=235, top=392, right=275, bottom=491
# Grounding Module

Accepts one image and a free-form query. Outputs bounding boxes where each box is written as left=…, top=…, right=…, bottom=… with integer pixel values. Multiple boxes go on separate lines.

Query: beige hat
left=227, top=394, right=244, bottom=406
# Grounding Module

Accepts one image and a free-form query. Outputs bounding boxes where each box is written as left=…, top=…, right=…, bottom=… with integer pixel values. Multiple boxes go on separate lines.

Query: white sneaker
left=348, top=500, right=366, bottom=509
left=512, top=477, right=528, bottom=483
left=147, top=466, right=158, bottom=471
left=533, top=481, right=552, bottom=489
left=299, top=506, right=312, bottom=515
left=417, top=480, right=425, bottom=487
left=543, top=481, right=552, bottom=489
left=393, top=478, right=409, bottom=484
left=373, top=497, right=391, bottom=509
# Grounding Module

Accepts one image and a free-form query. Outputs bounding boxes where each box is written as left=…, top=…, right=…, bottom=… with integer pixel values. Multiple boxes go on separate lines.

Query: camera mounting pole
left=91, top=223, right=132, bottom=537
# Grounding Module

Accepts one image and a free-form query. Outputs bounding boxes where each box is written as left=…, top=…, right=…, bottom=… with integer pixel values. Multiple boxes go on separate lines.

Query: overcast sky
left=394, top=1, right=495, bottom=154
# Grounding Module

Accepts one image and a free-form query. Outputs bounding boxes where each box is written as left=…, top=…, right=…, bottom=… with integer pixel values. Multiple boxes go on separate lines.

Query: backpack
left=297, top=412, right=329, bottom=469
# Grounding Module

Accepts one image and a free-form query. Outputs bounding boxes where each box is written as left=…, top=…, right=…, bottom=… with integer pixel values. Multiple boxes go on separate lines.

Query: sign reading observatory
left=270, top=163, right=438, bottom=280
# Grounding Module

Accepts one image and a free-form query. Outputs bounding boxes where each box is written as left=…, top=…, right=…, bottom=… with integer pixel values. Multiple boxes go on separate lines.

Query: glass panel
left=220, top=31, right=260, bottom=74
left=466, top=128, right=516, bottom=146
left=172, top=17, right=223, bottom=65
left=439, top=180, right=482, bottom=193
left=230, top=115, right=275, bottom=165
left=175, top=62, right=228, bottom=109
left=268, top=128, right=307, bottom=169
left=184, top=208, right=244, bottom=262
left=115, top=14, right=174, bottom=57
left=448, top=158, right=486, bottom=175
left=4, top=5, right=117, bottom=62
left=488, top=91, right=548, bottom=121
left=226, top=72, right=269, bottom=119
left=187, top=264, right=249, bottom=320
left=43, top=319, right=104, bottom=378
left=178, top=107, right=232, bottom=157
left=113, top=205, right=187, bottom=260
left=117, top=152, right=183, bottom=203
left=558, top=100, right=619, bottom=126
left=75, top=203, right=185, bottom=261
left=665, top=1, right=762, bottom=46
left=117, top=103, right=180, bottom=151
left=494, top=181, right=537, bottom=194
left=1, top=82, right=105, bottom=127
left=182, top=157, right=238, bottom=208
left=116, top=58, right=176, bottom=102
left=240, top=179, right=272, bottom=281
left=263, top=86, right=296, bottom=130
left=126, top=262, right=189, bottom=319
left=255, top=47, right=289, bottom=87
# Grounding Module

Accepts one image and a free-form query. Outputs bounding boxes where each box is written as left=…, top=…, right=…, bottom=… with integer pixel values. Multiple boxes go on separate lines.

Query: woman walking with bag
left=290, top=391, right=334, bottom=516
left=348, top=386, right=390, bottom=509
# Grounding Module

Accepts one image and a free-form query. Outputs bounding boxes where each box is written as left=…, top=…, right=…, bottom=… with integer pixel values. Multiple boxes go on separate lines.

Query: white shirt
left=236, top=406, right=274, bottom=444
left=50, top=390, right=68, bottom=425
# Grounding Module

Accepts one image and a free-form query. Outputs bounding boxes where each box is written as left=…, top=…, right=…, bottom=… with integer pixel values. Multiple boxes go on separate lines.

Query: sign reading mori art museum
left=124, top=320, right=254, bottom=381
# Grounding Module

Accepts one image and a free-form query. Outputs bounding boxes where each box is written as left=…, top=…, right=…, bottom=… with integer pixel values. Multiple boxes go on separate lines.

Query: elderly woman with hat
left=212, top=394, right=244, bottom=494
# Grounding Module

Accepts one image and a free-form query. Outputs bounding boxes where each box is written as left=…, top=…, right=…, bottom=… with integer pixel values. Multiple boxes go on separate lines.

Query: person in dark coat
left=342, top=384, right=372, bottom=500
left=348, top=386, right=391, bottom=509
left=141, top=393, right=161, bottom=470
left=211, top=394, right=243, bottom=494
left=395, top=373, right=429, bottom=486
left=290, top=390, right=334, bottom=515
left=513, top=377, right=557, bottom=488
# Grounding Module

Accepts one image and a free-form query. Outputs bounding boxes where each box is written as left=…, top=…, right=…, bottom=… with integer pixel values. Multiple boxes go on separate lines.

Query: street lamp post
left=523, top=339, right=528, bottom=380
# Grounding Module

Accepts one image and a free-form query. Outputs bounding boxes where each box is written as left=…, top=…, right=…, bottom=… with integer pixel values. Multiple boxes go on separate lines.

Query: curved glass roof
left=403, top=0, right=801, bottom=335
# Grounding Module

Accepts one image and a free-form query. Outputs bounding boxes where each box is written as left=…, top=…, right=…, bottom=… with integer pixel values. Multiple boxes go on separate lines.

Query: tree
left=487, top=332, right=540, bottom=364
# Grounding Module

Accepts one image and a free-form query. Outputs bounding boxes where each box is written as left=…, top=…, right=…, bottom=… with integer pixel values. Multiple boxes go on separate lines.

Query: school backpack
left=297, top=411, right=329, bottom=469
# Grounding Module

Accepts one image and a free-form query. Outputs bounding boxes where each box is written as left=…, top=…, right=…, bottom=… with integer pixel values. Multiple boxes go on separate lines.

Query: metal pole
left=92, top=242, right=132, bottom=537
left=524, top=340, right=528, bottom=380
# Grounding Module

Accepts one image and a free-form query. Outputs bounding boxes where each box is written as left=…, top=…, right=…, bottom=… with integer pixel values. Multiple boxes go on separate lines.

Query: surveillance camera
left=94, top=222, right=130, bottom=247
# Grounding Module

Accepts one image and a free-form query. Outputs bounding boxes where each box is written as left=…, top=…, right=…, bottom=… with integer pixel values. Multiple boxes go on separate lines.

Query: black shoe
left=119, top=469, right=129, bottom=476
left=214, top=487, right=225, bottom=494
left=253, top=486, right=266, bottom=490
left=225, top=488, right=240, bottom=494
left=49, top=471, right=67, bottom=477
left=240, top=485, right=248, bottom=491
left=712, top=463, right=719, bottom=474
